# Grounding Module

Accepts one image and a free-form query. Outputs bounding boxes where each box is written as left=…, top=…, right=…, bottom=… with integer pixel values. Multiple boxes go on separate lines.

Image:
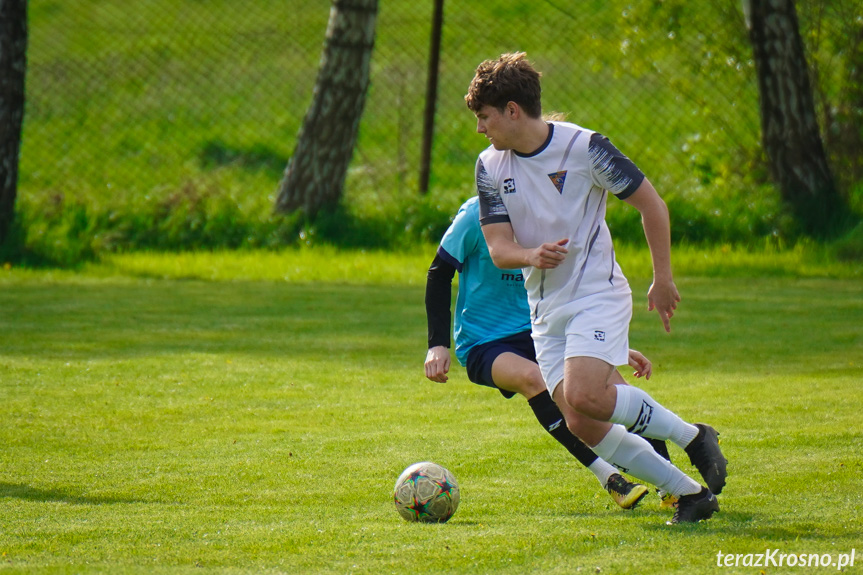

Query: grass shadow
left=0, top=281, right=425, bottom=361
left=199, top=139, right=288, bottom=178
left=642, top=510, right=863, bottom=541
left=0, top=482, right=147, bottom=505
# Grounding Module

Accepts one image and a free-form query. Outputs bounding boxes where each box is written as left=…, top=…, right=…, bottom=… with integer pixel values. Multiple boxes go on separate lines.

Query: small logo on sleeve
left=502, top=178, right=516, bottom=194
left=593, top=330, right=606, bottom=342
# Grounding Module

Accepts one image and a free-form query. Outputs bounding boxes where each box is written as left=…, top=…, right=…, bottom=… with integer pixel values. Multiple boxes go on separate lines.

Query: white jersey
left=476, top=121, right=644, bottom=327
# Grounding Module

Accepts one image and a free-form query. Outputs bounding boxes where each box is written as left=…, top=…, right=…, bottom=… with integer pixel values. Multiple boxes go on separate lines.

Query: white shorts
left=531, top=289, right=632, bottom=397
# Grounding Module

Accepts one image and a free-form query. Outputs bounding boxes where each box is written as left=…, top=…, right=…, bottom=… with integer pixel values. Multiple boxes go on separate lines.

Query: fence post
left=419, top=0, right=444, bottom=195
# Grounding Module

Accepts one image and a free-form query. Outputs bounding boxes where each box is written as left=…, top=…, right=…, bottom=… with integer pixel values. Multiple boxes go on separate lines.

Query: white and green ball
left=393, top=461, right=460, bottom=523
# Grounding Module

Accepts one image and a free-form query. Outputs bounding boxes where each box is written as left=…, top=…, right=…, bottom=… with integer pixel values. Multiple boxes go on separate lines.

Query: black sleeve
left=425, top=251, right=457, bottom=349
left=476, top=158, right=511, bottom=226
left=588, top=132, right=645, bottom=200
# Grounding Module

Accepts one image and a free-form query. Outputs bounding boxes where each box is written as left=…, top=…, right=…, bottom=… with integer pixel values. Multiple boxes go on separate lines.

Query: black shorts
left=465, top=330, right=537, bottom=399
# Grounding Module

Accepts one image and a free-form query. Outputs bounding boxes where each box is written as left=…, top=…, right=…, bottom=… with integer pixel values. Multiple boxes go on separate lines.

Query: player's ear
left=505, top=101, right=519, bottom=118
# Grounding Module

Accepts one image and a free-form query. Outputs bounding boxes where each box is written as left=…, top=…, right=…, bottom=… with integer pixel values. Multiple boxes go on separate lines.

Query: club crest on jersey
left=548, top=170, right=567, bottom=194
left=502, top=178, right=516, bottom=194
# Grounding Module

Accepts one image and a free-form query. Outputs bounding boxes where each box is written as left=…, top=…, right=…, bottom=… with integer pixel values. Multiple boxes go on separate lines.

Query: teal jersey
left=437, top=197, right=532, bottom=366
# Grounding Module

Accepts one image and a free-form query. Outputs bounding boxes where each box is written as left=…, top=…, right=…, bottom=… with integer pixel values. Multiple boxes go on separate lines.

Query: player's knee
left=563, top=386, right=607, bottom=419
left=566, top=392, right=590, bottom=414
left=558, top=409, right=606, bottom=446
left=524, top=367, right=546, bottom=395
left=508, top=364, right=545, bottom=397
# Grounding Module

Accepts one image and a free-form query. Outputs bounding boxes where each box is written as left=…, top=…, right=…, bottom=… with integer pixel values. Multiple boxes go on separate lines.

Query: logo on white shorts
left=593, top=330, right=606, bottom=342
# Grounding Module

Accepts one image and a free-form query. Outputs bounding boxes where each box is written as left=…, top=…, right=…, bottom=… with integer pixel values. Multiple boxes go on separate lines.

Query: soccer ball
left=393, top=461, right=460, bottom=523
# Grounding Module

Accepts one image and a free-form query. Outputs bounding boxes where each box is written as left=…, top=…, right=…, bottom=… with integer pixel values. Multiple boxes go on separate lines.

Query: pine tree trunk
left=0, top=0, right=28, bottom=245
left=275, top=0, right=378, bottom=218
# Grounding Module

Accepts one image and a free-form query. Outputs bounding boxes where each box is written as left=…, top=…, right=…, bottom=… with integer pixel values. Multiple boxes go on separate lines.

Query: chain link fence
left=18, top=0, right=860, bottom=250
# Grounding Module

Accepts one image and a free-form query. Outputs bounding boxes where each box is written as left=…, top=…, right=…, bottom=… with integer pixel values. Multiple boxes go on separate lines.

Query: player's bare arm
left=622, top=179, right=680, bottom=332
left=481, top=222, right=568, bottom=270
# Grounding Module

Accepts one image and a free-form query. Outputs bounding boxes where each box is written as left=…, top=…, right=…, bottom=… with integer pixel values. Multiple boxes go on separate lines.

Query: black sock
left=527, top=389, right=598, bottom=469
left=646, top=437, right=671, bottom=461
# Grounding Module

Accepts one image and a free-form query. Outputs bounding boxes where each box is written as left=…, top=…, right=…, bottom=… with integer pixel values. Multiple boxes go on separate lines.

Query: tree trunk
left=746, top=0, right=851, bottom=238
left=0, top=0, right=28, bottom=245
left=744, top=0, right=849, bottom=238
left=274, top=0, right=378, bottom=218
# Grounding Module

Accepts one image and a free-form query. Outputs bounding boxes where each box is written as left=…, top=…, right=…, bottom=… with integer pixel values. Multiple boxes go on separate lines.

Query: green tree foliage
left=618, top=0, right=859, bottom=238
left=799, top=1, right=863, bottom=199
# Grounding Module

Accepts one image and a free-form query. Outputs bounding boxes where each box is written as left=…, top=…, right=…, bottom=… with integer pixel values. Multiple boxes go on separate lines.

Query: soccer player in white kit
left=465, top=53, right=727, bottom=524
left=424, top=196, right=667, bottom=510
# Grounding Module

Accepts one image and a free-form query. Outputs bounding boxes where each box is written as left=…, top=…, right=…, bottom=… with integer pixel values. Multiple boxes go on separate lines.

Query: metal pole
left=419, top=0, right=444, bottom=194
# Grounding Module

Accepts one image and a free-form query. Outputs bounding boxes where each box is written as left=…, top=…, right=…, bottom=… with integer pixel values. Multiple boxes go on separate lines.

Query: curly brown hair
left=465, top=52, right=543, bottom=118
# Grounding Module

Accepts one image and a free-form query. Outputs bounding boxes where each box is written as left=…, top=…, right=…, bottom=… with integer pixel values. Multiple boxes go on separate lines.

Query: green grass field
left=7, top=3, right=861, bottom=570
left=1, top=248, right=861, bottom=574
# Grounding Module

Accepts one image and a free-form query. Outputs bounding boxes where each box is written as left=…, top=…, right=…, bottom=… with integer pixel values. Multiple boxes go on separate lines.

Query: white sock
left=610, top=385, right=699, bottom=449
left=664, top=472, right=705, bottom=498
left=592, top=425, right=701, bottom=497
left=587, top=458, right=618, bottom=487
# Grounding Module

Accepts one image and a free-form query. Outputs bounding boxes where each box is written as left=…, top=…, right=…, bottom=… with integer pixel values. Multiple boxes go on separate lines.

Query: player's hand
left=424, top=346, right=451, bottom=383
left=647, top=277, right=681, bottom=333
left=528, top=238, right=569, bottom=269
left=627, top=349, right=652, bottom=380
